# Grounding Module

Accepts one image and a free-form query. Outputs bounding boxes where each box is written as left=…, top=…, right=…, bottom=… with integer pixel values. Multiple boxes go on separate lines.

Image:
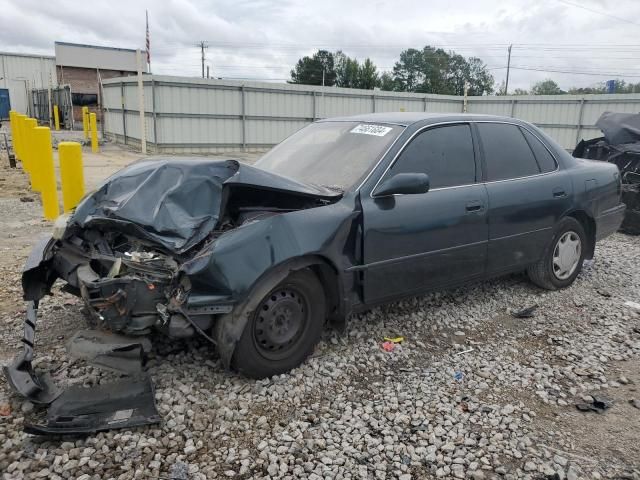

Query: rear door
left=360, top=123, right=489, bottom=304
left=476, top=122, right=572, bottom=273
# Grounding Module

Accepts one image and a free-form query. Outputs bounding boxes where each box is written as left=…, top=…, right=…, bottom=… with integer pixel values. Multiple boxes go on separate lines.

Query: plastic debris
left=381, top=341, right=396, bottom=352
left=575, top=395, right=613, bottom=414
left=455, top=348, right=474, bottom=356
left=624, top=301, right=640, bottom=311
left=383, top=336, right=404, bottom=344
left=511, top=305, right=538, bottom=318
left=454, top=371, right=464, bottom=381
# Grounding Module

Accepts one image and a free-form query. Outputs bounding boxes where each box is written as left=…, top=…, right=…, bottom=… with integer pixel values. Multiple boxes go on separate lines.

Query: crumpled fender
left=182, top=196, right=362, bottom=368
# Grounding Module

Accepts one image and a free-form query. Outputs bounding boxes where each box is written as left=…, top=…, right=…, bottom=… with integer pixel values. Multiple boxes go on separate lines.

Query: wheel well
left=305, top=259, right=343, bottom=326
left=566, top=211, right=596, bottom=259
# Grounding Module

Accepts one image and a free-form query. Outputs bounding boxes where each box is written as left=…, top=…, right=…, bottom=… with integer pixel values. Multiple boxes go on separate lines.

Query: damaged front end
left=574, top=111, right=640, bottom=235
left=4, top=157, right=342, bottom=435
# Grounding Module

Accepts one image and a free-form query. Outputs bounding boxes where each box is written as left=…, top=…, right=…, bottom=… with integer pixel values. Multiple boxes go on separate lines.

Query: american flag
left=145, top=10, right=150, bottom=68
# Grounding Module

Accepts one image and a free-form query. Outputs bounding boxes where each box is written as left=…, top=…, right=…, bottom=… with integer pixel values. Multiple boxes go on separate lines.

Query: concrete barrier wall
left=102, top=75, right=640, bottom=153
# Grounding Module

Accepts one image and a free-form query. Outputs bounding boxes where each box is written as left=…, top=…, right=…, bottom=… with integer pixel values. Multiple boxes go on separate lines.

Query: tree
left=378, top=72, right=395, bottom=91
left=465, top=57, right=494, bottom=96
left=530, top=79, right=565, bottom=95
left=358, top=58, right=379, bottom=90
left=391, top=46, right=494, bottom=95
left=512, top=88, right=529, bottom=95
left=392, top=48, right=426, bottom=92
left=290, top=50, right=337, bottom=86
left=334, top=51, right=361, bottom=88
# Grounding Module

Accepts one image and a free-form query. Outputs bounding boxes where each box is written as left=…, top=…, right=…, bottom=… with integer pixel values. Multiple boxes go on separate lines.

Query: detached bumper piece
left=25, top=375, right=160, bottom=435
left=3, top=301, right=161, bottom=436
left=3, top=301, right=62, bottom=405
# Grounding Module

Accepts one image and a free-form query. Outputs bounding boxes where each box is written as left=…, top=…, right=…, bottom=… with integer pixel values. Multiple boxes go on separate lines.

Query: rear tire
left=232, top=269, right=325, bottom=379
left=527, top=217, right=587, bottom=290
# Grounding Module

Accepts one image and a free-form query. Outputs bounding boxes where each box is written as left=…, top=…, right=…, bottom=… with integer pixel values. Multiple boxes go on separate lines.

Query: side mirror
left=374, top=173, right=430, bottom=197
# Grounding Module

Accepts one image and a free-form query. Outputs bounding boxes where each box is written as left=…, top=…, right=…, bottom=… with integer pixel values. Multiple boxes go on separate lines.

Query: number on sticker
left=350, top=124, right=393, bottom=137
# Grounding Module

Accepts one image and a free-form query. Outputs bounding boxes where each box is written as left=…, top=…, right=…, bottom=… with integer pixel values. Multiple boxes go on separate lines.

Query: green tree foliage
left=390, top=46, right=494, bottom=95
left=334, top=51, right=361, bottom=88
left=378, top=72, right=395, bottom=91
left=567, top=79, right=640, bottom=94
left=293, top=50, right=382, bottom=89
left=358, top=58, right=379, bottom=90
left=530, top=79, right=565, bottom=95
left=290, top=50, right=337, bottom=86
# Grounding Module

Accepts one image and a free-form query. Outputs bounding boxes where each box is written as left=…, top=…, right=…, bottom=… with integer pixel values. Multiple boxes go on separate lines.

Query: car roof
left=317, top=112, right=526, bottom=127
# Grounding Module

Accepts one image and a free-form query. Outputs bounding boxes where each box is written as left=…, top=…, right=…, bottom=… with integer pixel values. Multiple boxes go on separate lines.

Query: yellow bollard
left=14, top=114, right=25, bottom=162
left=58, top=142, right=85, bottom=212
left=23, top=118, right=38, bottom=189
left=8, top=111, right=17, bottom=158
left=89, top=113, right=99, bottom=153
left=82, top=106, right=89, bottom=139
left=53, top=105, right=60, bottom=131
left=33, top=127, right=59, bottom=220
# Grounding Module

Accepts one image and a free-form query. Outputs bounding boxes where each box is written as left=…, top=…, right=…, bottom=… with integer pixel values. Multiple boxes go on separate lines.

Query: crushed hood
left=596, top=111, right=640, bottom=145
left=69, top=158, right=341, bottom=253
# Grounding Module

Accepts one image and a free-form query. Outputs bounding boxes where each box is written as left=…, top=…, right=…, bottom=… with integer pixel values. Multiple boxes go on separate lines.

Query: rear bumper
left=595, top=203, right=626, bottom=241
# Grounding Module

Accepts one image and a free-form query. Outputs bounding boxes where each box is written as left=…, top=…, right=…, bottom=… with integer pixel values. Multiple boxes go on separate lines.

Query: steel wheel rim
left=552, top=231, right=581, bottom=280
left=253, top=286, right=309, bottom=361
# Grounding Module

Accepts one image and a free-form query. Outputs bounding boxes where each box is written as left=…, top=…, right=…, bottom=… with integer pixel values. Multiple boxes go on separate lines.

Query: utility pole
left=206, top=65, right=210, bottom=79
left=322, top=68, right=325, bottom=87
left=505, top=44, right=512, bottom=95
left=199, top=41, right=208, bottom=78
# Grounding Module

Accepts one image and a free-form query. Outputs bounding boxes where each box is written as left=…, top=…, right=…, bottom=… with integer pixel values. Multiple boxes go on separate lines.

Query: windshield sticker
left=350, top=124, right=393, bottom=137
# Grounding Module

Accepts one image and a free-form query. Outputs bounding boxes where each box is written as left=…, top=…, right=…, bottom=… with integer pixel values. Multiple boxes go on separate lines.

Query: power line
left=499, top=65, right=640, bottom=78
left=554, top=0, right=640, bottom=27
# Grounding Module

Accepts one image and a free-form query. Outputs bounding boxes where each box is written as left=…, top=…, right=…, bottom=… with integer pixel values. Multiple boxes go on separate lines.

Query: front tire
left=232, top=269, right=325, bottom=378
left=527, top=217, right=587, bottom=290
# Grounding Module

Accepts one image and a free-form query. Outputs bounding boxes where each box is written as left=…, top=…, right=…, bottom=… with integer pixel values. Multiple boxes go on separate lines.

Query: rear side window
left=520, top=127, right=557, bottom=173
left=387, top=124, right=476, bottom=189
left=477, top=123, right=541, bottom=181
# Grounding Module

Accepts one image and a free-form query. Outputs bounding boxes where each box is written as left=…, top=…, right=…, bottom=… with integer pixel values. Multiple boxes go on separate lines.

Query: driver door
left=360, top=123, right=489, bottom=304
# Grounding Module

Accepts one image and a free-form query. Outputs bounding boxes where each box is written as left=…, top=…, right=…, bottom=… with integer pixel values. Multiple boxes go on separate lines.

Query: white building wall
left=0, top=52, right=56, bottom=114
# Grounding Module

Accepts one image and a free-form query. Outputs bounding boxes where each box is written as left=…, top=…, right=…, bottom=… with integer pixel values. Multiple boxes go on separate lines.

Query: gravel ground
left=1, top=158, right=640, bottom=479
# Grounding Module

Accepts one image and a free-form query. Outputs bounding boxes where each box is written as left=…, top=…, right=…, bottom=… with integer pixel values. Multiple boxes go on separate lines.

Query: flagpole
left=146, top=10, right=151, bottom=73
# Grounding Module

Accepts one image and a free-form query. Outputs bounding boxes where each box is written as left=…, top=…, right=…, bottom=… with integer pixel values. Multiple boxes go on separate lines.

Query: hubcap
left=552, top=231, right=581, bottom=280
left=253, top=288, right=308, bottom=360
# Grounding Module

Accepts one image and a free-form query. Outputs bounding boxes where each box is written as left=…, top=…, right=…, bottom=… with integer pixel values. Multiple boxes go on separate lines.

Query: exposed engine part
left=574, top=111, right=640, bottom=235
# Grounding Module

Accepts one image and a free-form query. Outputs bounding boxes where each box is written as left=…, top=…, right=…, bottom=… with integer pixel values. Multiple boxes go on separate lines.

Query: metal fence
left=31, top=86, right=73, bottom=129
left=101, top=75, right=640, bottom=153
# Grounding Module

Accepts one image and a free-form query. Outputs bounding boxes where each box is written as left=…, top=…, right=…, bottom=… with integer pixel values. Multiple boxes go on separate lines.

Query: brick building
left=54, top=42, right=143, bottom=123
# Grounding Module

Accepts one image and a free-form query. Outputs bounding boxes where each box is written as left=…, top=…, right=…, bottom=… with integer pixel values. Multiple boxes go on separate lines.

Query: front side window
left=385, top=123, right=476, bottom=189
left=477, top=123, right=541, bottom=181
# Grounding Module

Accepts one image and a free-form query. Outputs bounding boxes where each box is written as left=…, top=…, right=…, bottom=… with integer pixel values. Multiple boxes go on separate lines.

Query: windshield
left=255, top=121, right=404, bottom=191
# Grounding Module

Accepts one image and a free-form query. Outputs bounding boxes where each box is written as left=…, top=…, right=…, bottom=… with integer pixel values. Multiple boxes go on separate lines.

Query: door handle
left=553, top=187, right=567, bottom=198
left=465, top=201, right=484, bottom=212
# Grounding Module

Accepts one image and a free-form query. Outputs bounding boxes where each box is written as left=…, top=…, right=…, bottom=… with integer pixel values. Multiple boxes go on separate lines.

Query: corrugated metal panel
left=102, top=75, right=640, bottom=152
left=0, top=53, right=56, bottom=114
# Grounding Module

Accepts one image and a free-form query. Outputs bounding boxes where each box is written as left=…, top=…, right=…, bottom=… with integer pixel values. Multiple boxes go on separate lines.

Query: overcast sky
left=2, top=0, right=640, bottom=91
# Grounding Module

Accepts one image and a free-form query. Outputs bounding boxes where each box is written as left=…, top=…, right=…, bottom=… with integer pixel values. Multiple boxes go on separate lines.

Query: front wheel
left=527, top=217, right=587, bottom=290
left=232, top=269, right=325, bottom=378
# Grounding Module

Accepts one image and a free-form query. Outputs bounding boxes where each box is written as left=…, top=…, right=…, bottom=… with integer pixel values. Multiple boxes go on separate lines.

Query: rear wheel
left=527, top=217, right=587, bottom=290
left=232, top=269, right=325, bottom=378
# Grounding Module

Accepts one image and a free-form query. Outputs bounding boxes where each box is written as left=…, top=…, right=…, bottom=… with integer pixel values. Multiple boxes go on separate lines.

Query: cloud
left=1, top=0, right=639, bottom=90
